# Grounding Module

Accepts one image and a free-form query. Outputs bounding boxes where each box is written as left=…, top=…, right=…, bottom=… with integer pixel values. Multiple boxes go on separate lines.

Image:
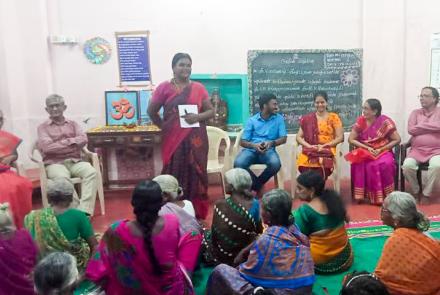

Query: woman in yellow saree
left=294, top=171, right=353, bottom=273
left=296, top=91, right=344, bottom=181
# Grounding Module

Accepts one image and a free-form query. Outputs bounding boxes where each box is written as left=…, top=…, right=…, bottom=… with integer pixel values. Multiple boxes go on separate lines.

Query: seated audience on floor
left=402, top=86, right=440, bottom=204
left=206, top=189, right=315, bottom=295
left=202, top=168, right=263, bottom=266
left=296, top=91, right=344, bottom=181
left=346, top=98, right=401, bottom=205
left=34, top=252, right=79, bottom=295
left=0, top=203, right=38, bottom=295
left=154, top=174, right=202, bottom=274
left=86, top=180, right=193, bottom=295
left=234, top=93, right=287, bottom=195
left=37, top=94, right=98, bottom=216
left=375, top=191, right=440, bottom=295
left=25, top=178, right=97, bottom=270
left=294, top=171, right=353, bottom=273
left=0, top=112, right=33, bottom=228
left=340, top=271, right=390, bottom=295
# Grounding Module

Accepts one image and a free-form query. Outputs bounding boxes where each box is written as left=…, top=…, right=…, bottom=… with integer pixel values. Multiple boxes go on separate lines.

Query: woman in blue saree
left=206, top=189, right=315, bottom=295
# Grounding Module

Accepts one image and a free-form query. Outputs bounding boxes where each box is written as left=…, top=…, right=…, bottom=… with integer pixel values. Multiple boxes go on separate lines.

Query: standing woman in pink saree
left=148, top=53, right=214, bottom=219
left=346, top=99, right=401, bottom=205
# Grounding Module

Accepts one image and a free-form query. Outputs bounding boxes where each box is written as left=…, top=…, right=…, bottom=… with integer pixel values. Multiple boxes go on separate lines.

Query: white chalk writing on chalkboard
left=248, top=49, right=363, bottom=133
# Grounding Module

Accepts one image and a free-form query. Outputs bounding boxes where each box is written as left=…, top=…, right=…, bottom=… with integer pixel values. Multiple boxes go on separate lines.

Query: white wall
left=1, top=0, right=439, bottom=179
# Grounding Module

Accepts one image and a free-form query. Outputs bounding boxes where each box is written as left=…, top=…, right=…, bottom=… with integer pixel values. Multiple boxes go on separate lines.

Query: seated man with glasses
left=402, top=86, right=440, bottom=204
left=37, top=94, right=98, bottom=215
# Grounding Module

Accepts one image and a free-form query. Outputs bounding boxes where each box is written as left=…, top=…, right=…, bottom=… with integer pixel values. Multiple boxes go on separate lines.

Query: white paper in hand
left=178, top=105, right=200, bottom=128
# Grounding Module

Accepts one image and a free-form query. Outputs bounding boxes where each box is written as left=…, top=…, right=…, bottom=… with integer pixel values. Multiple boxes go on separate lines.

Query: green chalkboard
left=248, top=49, right=362, bottom=133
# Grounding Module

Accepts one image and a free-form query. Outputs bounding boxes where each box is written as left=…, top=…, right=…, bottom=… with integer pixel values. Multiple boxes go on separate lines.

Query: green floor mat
left=193, top=225, right=440, bottom=295
left=76, top=223, right=440, bottom=295
left=192, top=236, right=387, bottom=295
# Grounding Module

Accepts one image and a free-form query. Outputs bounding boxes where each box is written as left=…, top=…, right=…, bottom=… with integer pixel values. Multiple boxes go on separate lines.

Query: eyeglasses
left=46, top=103, right=64, bottom=109
left=342, top=273, right=378, bottom=290
left=418, top=94, right=433, bottom=99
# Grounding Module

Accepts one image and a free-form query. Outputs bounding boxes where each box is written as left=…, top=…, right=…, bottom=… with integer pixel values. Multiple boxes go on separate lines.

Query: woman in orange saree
left=296, top=91, right=344, bottom=181
left=148, top=53, right=214, bottom=219
left=0, top=129, right=32, bottom=228
left=346, top=99, right=400, bottom=205
left=375, top=191, right=440, bottom=295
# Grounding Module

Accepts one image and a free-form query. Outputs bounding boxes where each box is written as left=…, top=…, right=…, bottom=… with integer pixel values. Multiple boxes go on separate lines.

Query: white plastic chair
left=206, top=126, right=231, bottom=195
left=291, top=140, right=342, bottom=196
left=30, top=142, right=106, bottom=215
left=232, top=130, right=285, bottom=189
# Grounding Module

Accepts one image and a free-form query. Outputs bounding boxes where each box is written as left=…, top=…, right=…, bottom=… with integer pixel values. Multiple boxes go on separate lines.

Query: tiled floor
left=30, top=178, right=440, bottom=234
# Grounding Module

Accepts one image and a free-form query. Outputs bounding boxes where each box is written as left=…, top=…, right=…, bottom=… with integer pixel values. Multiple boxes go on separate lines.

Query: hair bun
left=415, top=211, right=430, bottom=231
left=0, top=203, right=10, bottom=211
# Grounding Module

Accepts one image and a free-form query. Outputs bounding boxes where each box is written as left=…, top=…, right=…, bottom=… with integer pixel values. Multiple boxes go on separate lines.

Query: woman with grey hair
left=155, top=174, right=196, bottom=216
left=375, top=191, right=440, bottom=295
left=25, top=178, right=97, bottom=269
left=207, top=189, right=315, bottom=294
left=155, top=174, right=202, bottom=274
left=34, top=252, right=79, bottom=295
left=203, top=168, right=263, bottom=266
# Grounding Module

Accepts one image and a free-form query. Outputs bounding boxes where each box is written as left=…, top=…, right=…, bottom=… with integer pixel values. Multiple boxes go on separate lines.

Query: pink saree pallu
left=86, top=216, right=194, bottom=295
left=0, top=229, right=38, bottom=295
left=345, top=115, right=397, bottom=205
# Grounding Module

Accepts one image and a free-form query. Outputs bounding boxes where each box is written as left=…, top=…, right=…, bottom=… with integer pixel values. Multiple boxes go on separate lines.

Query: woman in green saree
left=25, top=178, right=97, bottom=269
left=294, top=171, right=353, bottom=274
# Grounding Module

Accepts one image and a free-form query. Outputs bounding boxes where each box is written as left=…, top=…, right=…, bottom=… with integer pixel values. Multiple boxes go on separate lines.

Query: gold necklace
left=172, top=78, right=189, bottom=91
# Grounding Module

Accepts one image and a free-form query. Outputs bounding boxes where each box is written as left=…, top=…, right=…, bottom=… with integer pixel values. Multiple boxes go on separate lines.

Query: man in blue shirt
left=234, top=93, right=287, bottom=193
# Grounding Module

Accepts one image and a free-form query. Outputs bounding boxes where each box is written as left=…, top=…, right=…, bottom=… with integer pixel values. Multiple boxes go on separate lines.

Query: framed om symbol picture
left=105, top=91, right=139, bottom=125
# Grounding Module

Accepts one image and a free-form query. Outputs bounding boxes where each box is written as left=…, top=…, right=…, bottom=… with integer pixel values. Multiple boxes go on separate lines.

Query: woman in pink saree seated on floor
left=86, top=180, right=194, bottom=295
left=346, top=99, right=401, bottom=205
left=0, top=203, right=38, bottom=295
left=147, top=53, right=214, bottom=219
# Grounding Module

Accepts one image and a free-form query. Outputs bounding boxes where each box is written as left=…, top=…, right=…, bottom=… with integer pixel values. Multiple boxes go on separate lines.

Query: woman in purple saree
left=346, top=99, right=401, bottom=205
left=0, top=203, right=38, bottom=295
left=148, top=53, right=214, bottom=219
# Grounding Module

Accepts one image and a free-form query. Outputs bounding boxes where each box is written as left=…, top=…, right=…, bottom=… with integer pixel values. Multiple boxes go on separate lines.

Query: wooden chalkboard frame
left=248, top=49, right=363, bottom=133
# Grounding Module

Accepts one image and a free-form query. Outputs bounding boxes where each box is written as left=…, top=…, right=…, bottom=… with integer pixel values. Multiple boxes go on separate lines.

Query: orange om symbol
left=111, top=98, right=135, bottom=120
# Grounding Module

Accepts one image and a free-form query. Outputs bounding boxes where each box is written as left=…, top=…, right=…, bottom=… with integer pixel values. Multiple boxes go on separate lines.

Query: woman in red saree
left=148, top=53, right=214, bottom=219
left=0, top=129, right=33, bottom=228
left=346, top=99, right=401, bottom=205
